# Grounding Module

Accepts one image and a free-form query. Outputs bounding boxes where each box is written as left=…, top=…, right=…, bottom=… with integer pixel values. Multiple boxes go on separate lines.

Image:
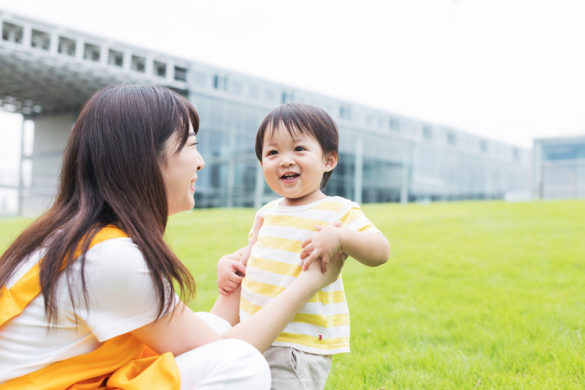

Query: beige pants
left=263, top=346, right=332, bottom=390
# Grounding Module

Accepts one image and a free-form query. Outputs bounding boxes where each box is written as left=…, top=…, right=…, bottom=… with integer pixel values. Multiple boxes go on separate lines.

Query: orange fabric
left=0, top=225, right=180, bottom=390
left=0, top=225, right=129, bottom=327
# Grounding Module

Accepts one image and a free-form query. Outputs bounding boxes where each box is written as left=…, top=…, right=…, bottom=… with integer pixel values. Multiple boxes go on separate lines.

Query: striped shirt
left=240, top=196, right=380, bottom=355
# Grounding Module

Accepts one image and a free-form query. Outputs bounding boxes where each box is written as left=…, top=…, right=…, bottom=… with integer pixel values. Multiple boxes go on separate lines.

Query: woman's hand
left=298, top=247, right=347, bottom=291
left=300, top=225, right=343, bottom=273
left=299, top=220, right=345, bottom=273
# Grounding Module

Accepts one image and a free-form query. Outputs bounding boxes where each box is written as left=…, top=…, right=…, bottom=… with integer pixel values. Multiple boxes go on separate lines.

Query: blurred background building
left=533, top=136, right=585, bottom=200
left=0, top=11, right=530, bottom=216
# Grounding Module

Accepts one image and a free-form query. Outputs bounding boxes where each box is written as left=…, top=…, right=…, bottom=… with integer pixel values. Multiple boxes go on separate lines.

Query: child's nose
left=279, top=157, right=295, bottom=167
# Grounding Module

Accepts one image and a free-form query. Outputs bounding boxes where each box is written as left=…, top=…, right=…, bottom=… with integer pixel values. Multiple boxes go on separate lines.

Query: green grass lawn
left=1, top=200, right=584, bottom=389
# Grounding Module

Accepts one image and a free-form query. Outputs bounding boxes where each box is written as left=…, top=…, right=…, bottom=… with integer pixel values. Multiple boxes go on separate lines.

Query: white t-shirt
left=0, top=237, right=177, bottom=384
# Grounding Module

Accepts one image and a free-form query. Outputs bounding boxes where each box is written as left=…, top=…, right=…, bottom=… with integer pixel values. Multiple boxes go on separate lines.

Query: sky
left=1, top=0, right=585, bottom=154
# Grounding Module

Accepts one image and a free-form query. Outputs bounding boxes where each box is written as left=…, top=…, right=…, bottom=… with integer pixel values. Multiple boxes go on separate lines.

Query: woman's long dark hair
left=0, top=84, right=197, bottom=323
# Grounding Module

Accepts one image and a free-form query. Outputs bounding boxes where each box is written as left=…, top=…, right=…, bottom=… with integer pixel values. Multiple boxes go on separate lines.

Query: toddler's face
left=260, top=125, right=336, bottom=206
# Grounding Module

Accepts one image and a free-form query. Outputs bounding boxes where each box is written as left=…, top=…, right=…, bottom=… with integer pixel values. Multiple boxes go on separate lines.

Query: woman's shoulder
left=81, top=237, right=152, bottom=286
left=72, top=236, right=167, bottom=341
left=85, top=236, right=143, bottom=264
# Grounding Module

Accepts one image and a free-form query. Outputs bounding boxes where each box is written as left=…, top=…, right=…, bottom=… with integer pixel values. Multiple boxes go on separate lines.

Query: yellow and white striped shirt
left=240, top=196, right=380, bottom=355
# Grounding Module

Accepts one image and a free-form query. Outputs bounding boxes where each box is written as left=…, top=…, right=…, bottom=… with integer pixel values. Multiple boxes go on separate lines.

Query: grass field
left=1, top=200, right=584, bottom=389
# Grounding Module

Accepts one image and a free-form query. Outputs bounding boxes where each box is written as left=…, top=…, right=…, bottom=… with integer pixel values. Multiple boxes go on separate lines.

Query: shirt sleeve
left=337, top=201, right=381, bottom=234
left=248, top=199, right=280, bottom=239
left=76, top=237, right=178, bottom=342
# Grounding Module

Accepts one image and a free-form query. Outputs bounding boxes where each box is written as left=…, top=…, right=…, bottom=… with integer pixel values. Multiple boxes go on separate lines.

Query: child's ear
left=324, top=151, right=338, bottom=172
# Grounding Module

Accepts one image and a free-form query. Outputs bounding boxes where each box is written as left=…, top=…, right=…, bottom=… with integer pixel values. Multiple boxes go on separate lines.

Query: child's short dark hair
left=255, top=103, right=339, bottom=190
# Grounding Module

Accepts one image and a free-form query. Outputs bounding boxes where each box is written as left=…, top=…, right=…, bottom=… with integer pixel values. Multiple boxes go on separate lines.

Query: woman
left=0, top=84, right=344, bottom=389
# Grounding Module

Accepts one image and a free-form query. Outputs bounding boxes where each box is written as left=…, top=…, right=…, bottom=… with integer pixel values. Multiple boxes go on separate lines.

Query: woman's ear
left=324, top=151, right=338, bottom=172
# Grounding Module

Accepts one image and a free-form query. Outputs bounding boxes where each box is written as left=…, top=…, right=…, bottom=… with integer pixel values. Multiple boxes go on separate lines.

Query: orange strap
left=0, top=225, right=180, bottom=390
left=0, top=225, right=129, bottom=327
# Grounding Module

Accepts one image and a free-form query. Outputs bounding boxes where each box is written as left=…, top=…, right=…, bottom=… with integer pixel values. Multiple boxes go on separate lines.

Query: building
left=533, top=135, right=585, bottom=200
left=0, top=10, right=531, bottom=215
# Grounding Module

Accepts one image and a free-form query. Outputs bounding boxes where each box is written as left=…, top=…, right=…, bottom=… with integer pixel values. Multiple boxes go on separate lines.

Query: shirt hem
left=271, top=340, right=350, bottom=355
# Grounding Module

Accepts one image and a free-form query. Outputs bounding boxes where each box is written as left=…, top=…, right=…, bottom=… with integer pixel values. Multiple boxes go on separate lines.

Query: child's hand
left=216, top=215, right=264, bottom=296
left=217, top=256, right=246, bottom=296
left=300, top=221, right=344, bottom=273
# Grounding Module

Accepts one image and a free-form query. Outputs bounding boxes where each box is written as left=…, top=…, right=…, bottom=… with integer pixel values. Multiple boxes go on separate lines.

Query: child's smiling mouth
left=281, top=173, right=300, bottom=183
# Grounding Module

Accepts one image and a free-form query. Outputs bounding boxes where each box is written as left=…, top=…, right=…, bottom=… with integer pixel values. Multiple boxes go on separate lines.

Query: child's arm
left=300, top=226, right=389, bottom=272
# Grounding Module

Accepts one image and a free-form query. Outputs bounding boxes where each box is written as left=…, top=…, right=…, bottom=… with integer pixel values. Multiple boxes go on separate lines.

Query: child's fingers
left=232, top=261, right=247, bottom=276
left=301, top=236, right=313, bottom=250
left=300, top=243, right=314, bottom=260
left=321, top=257, right=329, bottom=274
left=302, top=252, right=319, bottom=271
left=225, top=280, right=239, bottom=289
left=219, top=288, right=231, bottom=296
left=218, top=280, right=232, bottom=290
left=229, top=275, right=244, bottom=285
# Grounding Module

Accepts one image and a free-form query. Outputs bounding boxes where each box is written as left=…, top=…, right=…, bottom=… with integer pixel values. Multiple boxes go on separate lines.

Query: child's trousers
left=263, top=346, right=332, bottom=390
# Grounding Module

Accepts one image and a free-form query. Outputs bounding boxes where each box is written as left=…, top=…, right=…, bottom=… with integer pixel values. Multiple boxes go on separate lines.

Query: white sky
left=1, top=0, right=585, bottom=151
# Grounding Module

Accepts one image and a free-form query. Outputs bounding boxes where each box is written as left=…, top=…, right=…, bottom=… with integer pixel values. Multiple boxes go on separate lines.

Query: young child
left=217, top=103, right=390, bottom=390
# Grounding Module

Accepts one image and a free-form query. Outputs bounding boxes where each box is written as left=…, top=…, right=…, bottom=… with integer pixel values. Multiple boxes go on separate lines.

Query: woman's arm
left=131, top=253, right=344, bottom=355
left=300, top=226, right=389, bottom=272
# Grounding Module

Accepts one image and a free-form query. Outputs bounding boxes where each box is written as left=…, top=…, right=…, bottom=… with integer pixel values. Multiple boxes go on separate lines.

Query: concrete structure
left=0, top=10, right=531, bottom=216
left=533, top=135, right=585, bottom=200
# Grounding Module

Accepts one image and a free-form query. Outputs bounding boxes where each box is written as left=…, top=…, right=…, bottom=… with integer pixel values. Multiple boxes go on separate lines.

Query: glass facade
left=186, top=67, right=530, bottom=208
left=534, top=137, right=585, bottom=200
left=0, top=11, right=532, bottom=214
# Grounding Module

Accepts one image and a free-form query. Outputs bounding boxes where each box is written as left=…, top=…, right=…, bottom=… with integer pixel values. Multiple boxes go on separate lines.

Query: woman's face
left=160, top=122, right=205, bottom=215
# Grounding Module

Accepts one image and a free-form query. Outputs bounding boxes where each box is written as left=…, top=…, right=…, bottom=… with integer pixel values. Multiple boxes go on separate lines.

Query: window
left=58, top=36, right=76, bottom=56
left=389, top=118, right=400, bottom=131
left=174, top=66, right=187, bottom=82
left=447, top=132, right=457, bottom=145
left=480, top=140, right=488, bottom=153
left=513, top=148, right=520, bottom=161
left=2, top=22, right=23, bottom=44
left=84, top=43, right=101, bottom=62
left=543, top=143, right=585, bottom=161
left=109, top=49, right=124, bottom=67
left=423, top=126, right=433, bottom=139
left=153, top=61, right=166, bottom=77
left=131, top=55, right=146, bottom=72
left=213, top=74, right=227, bottom=90
left=340, top=105, right=351, bottom=120
left=31, top=30, right=50, bottom=50
left=281, top=91, right=294, bottom=104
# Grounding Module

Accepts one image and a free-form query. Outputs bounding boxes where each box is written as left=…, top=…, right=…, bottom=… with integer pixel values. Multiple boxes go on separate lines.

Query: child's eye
left=294, top=146, right=306, bottom=152
left=267, top=150, right=278, bottom=156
